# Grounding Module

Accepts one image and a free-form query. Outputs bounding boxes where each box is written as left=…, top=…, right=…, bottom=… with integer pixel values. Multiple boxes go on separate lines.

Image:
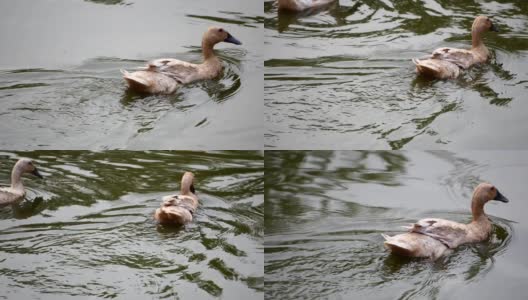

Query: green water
left=265, top=151, right=527, bottom=299
left=0, top=151, right=263, bottom=299
left=0, top=0, right=263, bottom=149
left=265, top=0, right=528, bottom=149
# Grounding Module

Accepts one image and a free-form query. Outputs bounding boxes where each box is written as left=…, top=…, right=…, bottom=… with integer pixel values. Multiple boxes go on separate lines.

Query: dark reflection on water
left=264, top=0, right=528, bottom=149
left=0, top=151, right=263, bottom=299
left=265, top=151, right=525, bottom=300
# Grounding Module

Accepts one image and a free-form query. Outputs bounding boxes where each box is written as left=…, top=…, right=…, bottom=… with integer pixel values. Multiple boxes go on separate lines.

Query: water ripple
left=265, top=0, right=528, bottom=149
left=0, top=151, right=263, bottom=299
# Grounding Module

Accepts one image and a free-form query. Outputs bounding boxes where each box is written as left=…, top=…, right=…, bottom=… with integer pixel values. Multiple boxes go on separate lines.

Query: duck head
left=15, top=158, right=43, bottom=179
left=474, top=182, right=508, bottom=203
left=471, top=183, right=508, bottom=220
left=180, top=172, right=196, bottom=195
left=472, top=16, right=499, bottom=34
left=203, top=27, right=242, bottom=46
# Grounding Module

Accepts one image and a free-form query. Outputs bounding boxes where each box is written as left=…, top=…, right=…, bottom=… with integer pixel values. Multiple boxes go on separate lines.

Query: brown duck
left=154, top=172, right=198, bottom=226
left=122, top=27, right=242, bottom=94
left=0, top=159, right=43, bottom=206
left=413, top=16, right=499, bottom=79
left=382, top=183, right=509, bottom=260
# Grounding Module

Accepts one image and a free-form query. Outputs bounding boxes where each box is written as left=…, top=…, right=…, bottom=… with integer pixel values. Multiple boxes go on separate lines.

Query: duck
left=382, top=183, right=509, bottom=260
left=412, top=16, right=499, bottom=79
left=0, top=158, right=43, bottom=206
left=278, top=0, right=336, bottom=12
left=122, top=27, right=242, bottom=94
left=154, top=172, right=198, bottom=226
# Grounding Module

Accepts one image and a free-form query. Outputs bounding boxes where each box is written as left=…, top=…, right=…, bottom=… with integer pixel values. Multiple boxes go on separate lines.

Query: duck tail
left=412, top=58, right=440, bottom=78
left=121, top=69, right=151, bottom=92
left=401, top=223, right=415, bottom=230
left=154, top=207, right=191, bottom=226
left=381, top=234, right=415, bottom=257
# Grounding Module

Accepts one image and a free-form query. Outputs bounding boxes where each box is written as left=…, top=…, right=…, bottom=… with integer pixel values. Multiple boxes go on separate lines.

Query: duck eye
left=218, top=28, right=223, bottom=32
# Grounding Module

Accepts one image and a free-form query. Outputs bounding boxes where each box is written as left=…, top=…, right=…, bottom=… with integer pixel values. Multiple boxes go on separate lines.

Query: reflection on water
left=264, top=0, right=528, bottom=149
left=265, top=151, right=526, bottom=300
left=0, top=151, right=263, bottom=299
left=0, top=0, right=262, bottom=149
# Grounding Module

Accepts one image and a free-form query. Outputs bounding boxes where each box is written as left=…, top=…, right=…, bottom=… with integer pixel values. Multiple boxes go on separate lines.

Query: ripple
left=0, top=151, right=263, bottom=299
left=265, top=0, right=528, bottom=149
left=0, top=0, right=261, bottom=150
left=265, top=151, right=523, bottom=299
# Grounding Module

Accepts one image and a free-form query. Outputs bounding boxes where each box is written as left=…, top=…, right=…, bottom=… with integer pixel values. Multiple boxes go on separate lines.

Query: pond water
left=0, top=0, right=263, bottom=149
left=265, top=150, right=528, bottom=299
left=264, top=0, right=528, bottom=149
left=0, top=151, right=263, bottom=299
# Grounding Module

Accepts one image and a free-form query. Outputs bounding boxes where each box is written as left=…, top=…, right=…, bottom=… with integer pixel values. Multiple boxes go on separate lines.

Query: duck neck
left=471, top=198, right=486, bottom=222
left=471, top=29, right=485, bottom=49
left=10, top=167, right=24, bottom=191
left=180, top=173, right=194, bottom=196
left=202, top=40, right=217, bottom=61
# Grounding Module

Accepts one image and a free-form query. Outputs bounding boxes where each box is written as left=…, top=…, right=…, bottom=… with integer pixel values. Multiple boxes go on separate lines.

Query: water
left=0, top=151, right=264, bottom=299
left=0, top=0, right=263, bottom=149
left=264, top=151, right=528, bottom=299
left=264, top=0, right=528, bottom=149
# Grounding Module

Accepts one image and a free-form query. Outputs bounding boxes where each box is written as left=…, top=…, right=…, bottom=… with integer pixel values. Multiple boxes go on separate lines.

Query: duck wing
left=0, top=189, right=23, bottom=206
left=382, top=232, right=450, bottom=260
left=121, top=69, right=180, bottom=94
left=145, top=59, right=200, bottom=84
left=412, top=58, right=461, bottom=79
left=431, top=47, right=474, bottom=69
left=406, top=218, right=467, bottom=248
left=161, top=194, right=197, bottom=212
left=160, top=194, right=179, bottom=205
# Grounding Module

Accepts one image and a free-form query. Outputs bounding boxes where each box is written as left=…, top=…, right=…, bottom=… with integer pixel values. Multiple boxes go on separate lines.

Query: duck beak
left=490, top=22, right=499, bottom=32
left=31, top=168, right=44, bottom=179
left=224, top=33, right=242, bottom=45
left=493, top=190, right=509, bottom=203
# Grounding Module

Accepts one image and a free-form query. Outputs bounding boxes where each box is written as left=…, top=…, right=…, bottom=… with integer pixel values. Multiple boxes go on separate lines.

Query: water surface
left=264, top=0, right=528, bottom=149
left=0, top=0, right=263, bottom=149
left=265, top=150, right=527, bottom=299
left=0, top=151, right=263, bottom=299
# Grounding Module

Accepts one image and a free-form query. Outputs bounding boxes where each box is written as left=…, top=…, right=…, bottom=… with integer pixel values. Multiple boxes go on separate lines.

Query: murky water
left=0, top=151, right=263, bottom=299
left=264, top=0, right=528, bottom=149
left=264, top=151, right=528, bottom=299
left=0, top=0, right=263, bottom=149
